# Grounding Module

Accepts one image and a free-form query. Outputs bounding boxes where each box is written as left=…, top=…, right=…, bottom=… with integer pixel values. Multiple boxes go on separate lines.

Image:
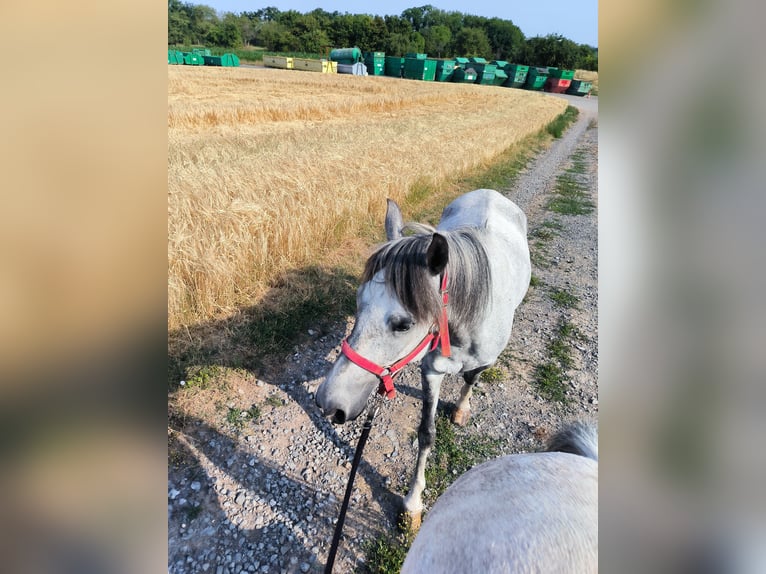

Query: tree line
left=168, top=1, right=598, bottom=70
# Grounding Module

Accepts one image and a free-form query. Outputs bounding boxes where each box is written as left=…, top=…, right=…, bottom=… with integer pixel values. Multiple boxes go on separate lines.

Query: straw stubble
left=168, top=66, right=566, bottom=329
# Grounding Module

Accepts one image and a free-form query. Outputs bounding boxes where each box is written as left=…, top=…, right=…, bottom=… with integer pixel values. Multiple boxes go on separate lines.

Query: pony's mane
left=361, top=224, right=491, bottom=328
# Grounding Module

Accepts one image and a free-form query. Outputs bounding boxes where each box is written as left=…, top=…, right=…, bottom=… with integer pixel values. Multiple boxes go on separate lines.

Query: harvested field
left=168, top=66, right=566, bottom=330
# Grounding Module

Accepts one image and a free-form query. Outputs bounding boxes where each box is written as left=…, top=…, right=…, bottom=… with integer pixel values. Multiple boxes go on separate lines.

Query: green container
left=451, top=67, right=477, bottom=83
left=330, top=47, right=362, bottom=64
left=491, top=69, right=508, bottom=86
left=473, top=62, right=497, bottom=83
left=503, top=64, right=529, bottom=88
left=384, top=56, right=404, bottom=77
left=405, top=52, right=428, bottom=60
left=566, top=79, right=593, bottom=96
left=524, top=67, right=549, bottom=90
left=476, top=70, right=496, bottom=85
left=182, top=52, right=204, bottom=66
left=454, top=57, right=470, bottom=66
left=403, top=57, right=436, bottom=81
left=221, top=53, right=240, bottom=67
left=434, top=59, right=456, bottom=82
left=491, top=60, right=510, bottom=70
left=202, top=55, right=222, bottom=66
left=363, top=52, right=385, bottom=76
left=469, top=57, right=488, bottom=65
left=548, top=68, right=575, bottom=80
left=168, top=50, right=184, bottom=65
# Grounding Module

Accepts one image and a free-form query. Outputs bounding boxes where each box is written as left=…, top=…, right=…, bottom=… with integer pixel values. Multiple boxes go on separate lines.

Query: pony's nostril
left=331, top=410, right=346, bottom=424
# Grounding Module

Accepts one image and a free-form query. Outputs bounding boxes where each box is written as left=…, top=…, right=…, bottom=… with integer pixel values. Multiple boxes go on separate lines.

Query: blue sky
left=200, top=1, right=598, bottom=47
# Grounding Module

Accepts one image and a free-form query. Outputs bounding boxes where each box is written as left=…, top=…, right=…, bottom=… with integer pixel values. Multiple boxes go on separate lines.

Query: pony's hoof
left=398, top=510, right=422, bottom=534
left=452, top=408, right=471, bottom=426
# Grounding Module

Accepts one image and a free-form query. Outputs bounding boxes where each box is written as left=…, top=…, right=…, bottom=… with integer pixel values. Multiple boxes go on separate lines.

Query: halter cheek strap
left=340, top=271, right=451, bottom=399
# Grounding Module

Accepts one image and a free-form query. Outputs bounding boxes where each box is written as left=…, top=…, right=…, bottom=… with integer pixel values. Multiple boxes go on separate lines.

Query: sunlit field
left=168, top=65, right=566, bottom=330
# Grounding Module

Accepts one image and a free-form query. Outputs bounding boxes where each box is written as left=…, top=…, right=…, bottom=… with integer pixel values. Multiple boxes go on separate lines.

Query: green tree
left=422, top=25, right=451, bottom=58
left=386, top=31, right=425, bottom=56
left=237, top=13, right=260, bottom=46
left=212, top=12, right=243, bottom=48
left=188, top=4, right=219, bottom=45
left=401, top=5, right=440, bottom=31
left=485, top=17, right=524, bottom=61
left=453, top=27, right=491, bottom=58
left=524, top=34, right=581, bottom=68
left=168, top=0, right=191, bottom=45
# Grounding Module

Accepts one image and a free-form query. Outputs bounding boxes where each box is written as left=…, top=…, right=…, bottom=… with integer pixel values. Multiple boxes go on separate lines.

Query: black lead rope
left=324, top=405, right=379, bottom=574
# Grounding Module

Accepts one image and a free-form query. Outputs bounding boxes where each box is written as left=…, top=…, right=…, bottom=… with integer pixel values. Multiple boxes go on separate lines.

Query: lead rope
left=324, top=404, right=380, bottom=574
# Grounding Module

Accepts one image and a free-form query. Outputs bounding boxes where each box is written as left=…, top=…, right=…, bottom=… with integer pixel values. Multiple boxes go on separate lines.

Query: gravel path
left=168, top=98, right=598, bottom=574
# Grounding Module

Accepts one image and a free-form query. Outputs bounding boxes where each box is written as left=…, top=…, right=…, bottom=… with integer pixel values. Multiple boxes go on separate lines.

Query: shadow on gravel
left=168, top=265, right=412, bottom=564
left=169, top=416, right=390, bottom=572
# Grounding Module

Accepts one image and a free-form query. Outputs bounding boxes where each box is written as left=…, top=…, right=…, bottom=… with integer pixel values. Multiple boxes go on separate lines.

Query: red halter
left=341, top=271, right=451, bottom=399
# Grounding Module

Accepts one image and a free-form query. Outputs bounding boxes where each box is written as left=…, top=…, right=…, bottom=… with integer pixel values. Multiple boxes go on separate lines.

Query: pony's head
left=316, top=199, right=448, bottom=423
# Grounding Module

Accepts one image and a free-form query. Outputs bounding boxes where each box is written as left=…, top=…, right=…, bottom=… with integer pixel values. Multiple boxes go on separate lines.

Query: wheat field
left=168, top=65, right=567, bottom=330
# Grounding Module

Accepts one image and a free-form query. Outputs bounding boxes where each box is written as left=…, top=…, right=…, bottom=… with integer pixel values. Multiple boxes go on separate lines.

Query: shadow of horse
left=169, top=265, right=418, bottom=569
left=169, top=415, right=392, bottom=572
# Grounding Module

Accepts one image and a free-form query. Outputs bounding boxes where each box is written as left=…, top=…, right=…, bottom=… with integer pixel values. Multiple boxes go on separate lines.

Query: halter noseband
left=340, top=271, right=451, bottom=399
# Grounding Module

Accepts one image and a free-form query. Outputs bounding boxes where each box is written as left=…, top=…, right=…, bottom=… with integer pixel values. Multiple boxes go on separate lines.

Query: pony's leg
left=401, top=370, right=444, bottom=531
left=452, top=366, right=488, bottom=426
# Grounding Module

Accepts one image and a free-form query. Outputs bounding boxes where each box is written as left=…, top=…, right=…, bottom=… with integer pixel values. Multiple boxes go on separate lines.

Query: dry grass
left=574, top=69, right=599, bottom=95
left=168, top=66, right=566, bottom=330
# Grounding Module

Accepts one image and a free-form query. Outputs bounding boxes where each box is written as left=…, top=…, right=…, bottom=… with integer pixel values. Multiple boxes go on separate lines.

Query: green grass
left=549, top=287, right=580, bottom=309
left=544, top=138, right=594, bottom=218
left=546, top=105, right=580, bottom=138
left=265, top=394, right=282, bottom=407
left=360, top=531, right=414, bottom=574
left=529, top=274, right=541, bottom=288
left=183, top=365, right=222, bottom=391
left=424, top=411, right=503, bottom=505
left=479, top=366, right=505, bottom=383
left=532, top=319, right=582, bottom=403
left=225, top=404, right=261, bottom=430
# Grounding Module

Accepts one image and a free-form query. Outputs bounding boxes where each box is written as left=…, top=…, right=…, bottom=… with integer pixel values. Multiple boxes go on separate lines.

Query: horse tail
left=546, top=420, right=598, bottom=461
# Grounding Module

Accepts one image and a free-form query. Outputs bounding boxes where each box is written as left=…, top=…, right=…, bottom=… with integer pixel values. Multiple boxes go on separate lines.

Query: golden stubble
left=168, top=66, right=566, bottom=329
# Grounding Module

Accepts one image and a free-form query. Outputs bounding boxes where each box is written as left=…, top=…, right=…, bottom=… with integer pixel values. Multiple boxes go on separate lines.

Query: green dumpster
left=548, top=68, right=575, bottom=80
left=566, top=79, right=592, bottom=96
left=384, top=56, right=404, bottom=77
left=524, top=67, right=549, bottom=90
left=454, top=57, right=471, bottom=67
left=492, top=69, right=508, bottom=86
left=221, top=53, right=240, bottom=67
left=404, top=57, right=436, bottom=81
left=183, top=52, right=204, bottom=66
left=503, top=64, right=529, bottom=88
left=168, top=50, right=184, bottom=65
left=451, top=66, right=478, bottom=83
left=474, top=63, right=498, bottom=85
left=363, top=52, right=385, bottom=76
left=203, top=55, right=222, bottom=66
left=405, top=52, right=428, bottom=60
left=434, top=59, right=456, bottom=82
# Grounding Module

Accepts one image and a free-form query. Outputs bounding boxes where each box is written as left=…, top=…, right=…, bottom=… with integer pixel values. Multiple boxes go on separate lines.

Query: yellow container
left=292, top=58, right=337, bottom=73
left=263, top=55, right=293, bottom=69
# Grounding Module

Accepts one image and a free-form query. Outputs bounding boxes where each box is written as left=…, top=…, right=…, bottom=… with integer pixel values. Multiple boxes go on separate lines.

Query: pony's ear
left=426, top=233, right=449, bottom=276
left=385, top=199, right=404, bottom=240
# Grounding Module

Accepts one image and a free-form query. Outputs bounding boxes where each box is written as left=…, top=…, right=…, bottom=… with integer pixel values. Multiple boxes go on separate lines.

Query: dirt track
left=168, top=95, right=598, bottom=574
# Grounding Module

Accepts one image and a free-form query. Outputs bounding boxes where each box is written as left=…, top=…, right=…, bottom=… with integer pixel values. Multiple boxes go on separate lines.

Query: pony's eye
left=390, top=317, right=413, bottom=332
